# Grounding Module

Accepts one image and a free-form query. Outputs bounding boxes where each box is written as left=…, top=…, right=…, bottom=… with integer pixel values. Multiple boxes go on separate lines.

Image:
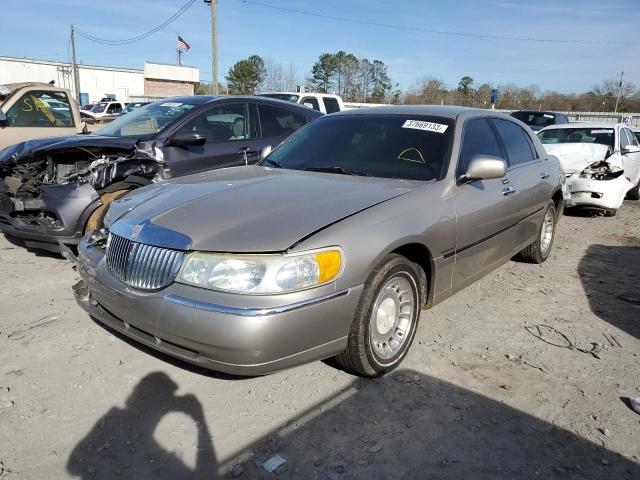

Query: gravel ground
left=0, top=202, right=639, bottom=479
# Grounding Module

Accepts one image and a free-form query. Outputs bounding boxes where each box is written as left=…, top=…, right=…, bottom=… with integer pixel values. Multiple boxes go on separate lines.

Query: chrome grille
left=106, top=233, right=185, bottom=290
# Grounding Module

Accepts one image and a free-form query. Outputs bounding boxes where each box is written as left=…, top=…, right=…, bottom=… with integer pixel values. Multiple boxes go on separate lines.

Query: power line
left=233, top=0, right=637, bottom=46
left=77, top=0, right=195, bottom=45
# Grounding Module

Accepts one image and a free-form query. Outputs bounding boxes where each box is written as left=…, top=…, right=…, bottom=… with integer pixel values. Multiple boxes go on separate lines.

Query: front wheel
left=517, top=203, right=556, bottom=264
left=626, top=183, right=640, bottom=201
left=334, top=254, right=423, bottom=377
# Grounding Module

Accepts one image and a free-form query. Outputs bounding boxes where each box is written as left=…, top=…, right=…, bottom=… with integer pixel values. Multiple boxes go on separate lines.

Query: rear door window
left=491, top=119, right=537, bottom=166
left=300, top=97, right=320, bottom=111
left=458, top=118, right=503, bottom=173
left=258, top=104, right=307, bottom=138
left=6, top=90, right=75, bottom=127
left=322, top=97, right=341, bottom=114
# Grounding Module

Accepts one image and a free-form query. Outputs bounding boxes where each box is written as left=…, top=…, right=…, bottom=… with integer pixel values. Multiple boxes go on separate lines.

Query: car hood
left=543, top=143, right=611, bottom=173
left=0, top=135, right=140, bottom=166
left=108, top=165, right=420, bottom=252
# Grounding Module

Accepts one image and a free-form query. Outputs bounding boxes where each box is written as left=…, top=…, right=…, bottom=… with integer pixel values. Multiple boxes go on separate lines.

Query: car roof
left=261, top=92, right=342, bottom=99
left=150, top=95, right=323, bottom=114
left=2, top=82, right=67, bottom=93
left=511, top=110, right=563, bottom=115
left=541, top=122, right=623, bottom=130
left=331, top=104, right=511, bottom=120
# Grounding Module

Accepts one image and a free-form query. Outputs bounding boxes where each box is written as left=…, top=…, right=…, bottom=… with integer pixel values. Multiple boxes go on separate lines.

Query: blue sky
left=3, top=0, right=639, bottom=93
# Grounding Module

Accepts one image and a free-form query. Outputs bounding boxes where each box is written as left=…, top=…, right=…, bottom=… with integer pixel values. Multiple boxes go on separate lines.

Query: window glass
left=95, top=100, right=200, bottom=138
left=634, top=131, right=640, bottom=144
left=458, top=118, right=503, bottom=172
left=258, top=104, right=306, bottom=138
left=492, top=119, right=536, bottom=166
left=623, top=128, right=638, bottom=147
left=300, top=97, right=320, bottom=111
left=323, top=97, right=341, bottom=114
left=177, top=104, right=251, bottom=142
left=538, top=127, right=615, bottom=149
left=619, top=128, right=630, bottom=149
left=510, top=111, right=556, bottom=129
left=263, top=115, right=453, bottom=181
left=6, top=90, right=74, bottom=127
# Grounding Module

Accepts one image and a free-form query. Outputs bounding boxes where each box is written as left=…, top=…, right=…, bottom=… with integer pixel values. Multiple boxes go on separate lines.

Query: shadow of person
left=578, top=243, right=640, bottom=340
left=67, top=372, right=217, bottom=479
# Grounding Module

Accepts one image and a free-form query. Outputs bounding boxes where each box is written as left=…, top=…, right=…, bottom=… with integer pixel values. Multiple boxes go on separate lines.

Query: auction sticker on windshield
left=402, top=120, right=448, bottom=133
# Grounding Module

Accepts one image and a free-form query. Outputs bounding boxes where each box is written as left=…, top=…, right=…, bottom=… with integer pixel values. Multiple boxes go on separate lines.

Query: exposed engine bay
left=0, top=138, right=167, bottom=240
left=544, top=143, right=634, bottom=212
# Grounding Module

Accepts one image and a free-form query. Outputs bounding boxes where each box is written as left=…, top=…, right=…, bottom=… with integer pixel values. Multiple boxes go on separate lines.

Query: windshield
left=91, top=102, right=107, bottom=113
left=93, top=101, right=197, bottom=138
left=261, top=93, right=300, bottom=103
left=261, top=114, right=453, bottom=181
left=538, top=127, right=615, bottom=149
left=511, top=111, right=556, bottom=128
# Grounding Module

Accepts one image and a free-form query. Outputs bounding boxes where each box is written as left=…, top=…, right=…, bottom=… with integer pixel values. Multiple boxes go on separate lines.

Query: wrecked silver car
left=0, top=95, right=322, bottom=251
left=539, top=123, right=640, bottom=216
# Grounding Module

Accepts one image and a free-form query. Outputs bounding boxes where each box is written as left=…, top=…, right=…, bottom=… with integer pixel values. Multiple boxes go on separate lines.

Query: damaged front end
left=544, top=143, right=634, bottom=213
left=0, top=137, right=167, bottom=248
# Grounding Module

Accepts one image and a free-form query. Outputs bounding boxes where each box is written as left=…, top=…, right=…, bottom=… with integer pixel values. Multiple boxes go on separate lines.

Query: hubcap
left=540, top=208, right=555, bottom=255
left=369, top=276, right=416, bottom=360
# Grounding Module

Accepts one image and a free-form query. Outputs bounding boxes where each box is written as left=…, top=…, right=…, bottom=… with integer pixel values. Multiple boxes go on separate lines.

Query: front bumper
left=0, top=182, right=99, bottom=249
left=67, top=240, right=361, bottom=375
left=565, top=174, right=634, bottom=211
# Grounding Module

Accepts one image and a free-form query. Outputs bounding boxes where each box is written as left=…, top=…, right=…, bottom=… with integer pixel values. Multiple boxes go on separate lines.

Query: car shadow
left=66, top=371, right=218, bottom=480
left=69, top=369, right=639, bottom=479
left=1, top=232, right=65, bottom=258
left=578, top=243, right=640, bottom=340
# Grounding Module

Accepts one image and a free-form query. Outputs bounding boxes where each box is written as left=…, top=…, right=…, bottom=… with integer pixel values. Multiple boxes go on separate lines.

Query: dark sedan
left=0, top=96, right=322, bottom=251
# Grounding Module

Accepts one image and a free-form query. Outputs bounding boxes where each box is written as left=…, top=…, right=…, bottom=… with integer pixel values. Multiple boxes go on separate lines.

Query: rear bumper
left=68, top=241, right=361, bottom=375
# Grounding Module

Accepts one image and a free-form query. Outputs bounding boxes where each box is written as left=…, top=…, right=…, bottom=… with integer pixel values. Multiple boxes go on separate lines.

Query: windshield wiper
left=303, top=166, right=371, bottom=177
left=261, top=158, right=283, bottom=168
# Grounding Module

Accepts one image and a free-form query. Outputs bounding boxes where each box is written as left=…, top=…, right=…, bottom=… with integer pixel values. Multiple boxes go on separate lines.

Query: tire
left=603, top=208, right=617, bottom=217
left=626, top=183, right=640, bottom=200
left=334, top=254, right=423, bottom=377
left=84, top=189, right=130, bottom=234
left=517, top=202, right=556, bottom=264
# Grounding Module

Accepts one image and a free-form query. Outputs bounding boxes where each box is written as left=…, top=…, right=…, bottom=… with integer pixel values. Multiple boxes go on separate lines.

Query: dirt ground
left=1, top=202, right=639, bottom=480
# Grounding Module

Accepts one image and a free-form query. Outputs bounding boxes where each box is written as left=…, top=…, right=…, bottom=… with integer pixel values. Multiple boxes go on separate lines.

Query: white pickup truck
left=258, top=92, right=346, bottom=114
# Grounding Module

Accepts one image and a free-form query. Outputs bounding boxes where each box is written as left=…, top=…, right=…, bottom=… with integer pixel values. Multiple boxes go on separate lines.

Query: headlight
left=177, top=248, right=343, bottom=294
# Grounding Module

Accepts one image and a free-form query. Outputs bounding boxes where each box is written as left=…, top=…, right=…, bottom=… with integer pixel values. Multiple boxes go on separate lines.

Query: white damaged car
left=538, top=123, right=640, bottom=216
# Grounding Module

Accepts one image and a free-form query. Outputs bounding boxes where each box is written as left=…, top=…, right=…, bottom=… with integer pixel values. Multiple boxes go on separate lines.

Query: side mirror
left=260, top=144, right=274, bottom=161
left=622, top=144, right=640, bottom=155
left=462, top=155, right=507, bottom=182
left=168, top=131, right=206, bottom=147
left=0, top=110, right=7, bottom=127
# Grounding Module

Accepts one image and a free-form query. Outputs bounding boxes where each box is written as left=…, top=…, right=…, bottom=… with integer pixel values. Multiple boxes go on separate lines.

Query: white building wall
left=0, top=56, right=144, bottom=103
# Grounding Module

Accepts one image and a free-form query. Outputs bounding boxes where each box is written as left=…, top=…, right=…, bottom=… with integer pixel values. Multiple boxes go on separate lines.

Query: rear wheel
left=517, top=203, right=556, bottom=264
left=334, top=254, right=423, bottom=377
left=84, top=189, right=130, bottom=234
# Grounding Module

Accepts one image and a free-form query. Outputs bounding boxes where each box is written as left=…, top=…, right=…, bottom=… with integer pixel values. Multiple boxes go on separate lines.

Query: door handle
left=501, top=178, right=510, bottom=185
left=540, top=172, right=549, bottom=179
left=502, top=186, right=517, bottom=196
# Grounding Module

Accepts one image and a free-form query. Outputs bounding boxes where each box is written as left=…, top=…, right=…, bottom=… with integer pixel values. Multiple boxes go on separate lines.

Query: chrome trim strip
left=164, top=289, right=351, bottom=317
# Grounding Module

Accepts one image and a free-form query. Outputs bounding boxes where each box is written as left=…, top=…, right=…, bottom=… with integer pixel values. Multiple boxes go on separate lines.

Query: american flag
left=177, top=35, right=190, bottom=51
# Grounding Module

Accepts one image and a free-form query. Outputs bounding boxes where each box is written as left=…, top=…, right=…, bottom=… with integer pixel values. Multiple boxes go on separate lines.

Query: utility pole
left=70, top=25, right=81, bottom=104
left=204, top=0, right=218, bottom=94
left=614, top=71, right=624, bottom=114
